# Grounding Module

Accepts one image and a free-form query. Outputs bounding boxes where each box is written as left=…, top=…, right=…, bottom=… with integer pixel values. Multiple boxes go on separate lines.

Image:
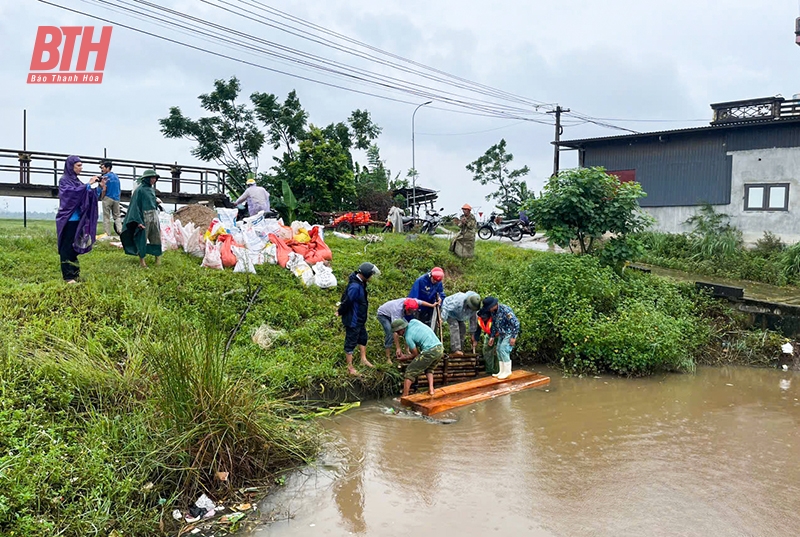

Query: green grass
left=0, top=218, right=785, bottom=536
left=0, top=219, right=540, bottom=536
left=634, top=229, right=797, bottom=287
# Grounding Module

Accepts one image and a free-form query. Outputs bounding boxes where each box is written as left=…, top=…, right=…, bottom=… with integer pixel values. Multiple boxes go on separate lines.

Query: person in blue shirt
left=408, top=267, right=446, bottom=328
left=376, top=297, right=435, bottom=363
left=98, top=160, right=121, bottom=236
left=393, top=318, right=444, bottom=397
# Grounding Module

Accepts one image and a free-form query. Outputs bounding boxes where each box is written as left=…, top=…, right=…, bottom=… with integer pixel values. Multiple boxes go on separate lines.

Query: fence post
left=170, top=164, right=181, bottom=194
left=18, top=152, right=31, bottom=184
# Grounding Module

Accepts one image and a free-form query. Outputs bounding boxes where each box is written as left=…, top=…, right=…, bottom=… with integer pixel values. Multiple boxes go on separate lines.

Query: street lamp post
left=411, top=100, right=432, bottom=217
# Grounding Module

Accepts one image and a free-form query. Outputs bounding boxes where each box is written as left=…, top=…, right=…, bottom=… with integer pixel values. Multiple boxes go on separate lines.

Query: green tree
left=466, top=138, right=531, bottom=216
left=348, top=109, right=382, bottom=150
left=271, top=126, right=356, bottom=220
left=525, top=166, right=653, bottom=270
left=251, top=89, right=308, bottom=159
left=159, top=77, right=264, bottom=191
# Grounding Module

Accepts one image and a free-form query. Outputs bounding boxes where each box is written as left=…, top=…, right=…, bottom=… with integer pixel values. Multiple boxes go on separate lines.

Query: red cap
left=431, top=267, right=444, bottom=281
left=404, top=298, right=419, bottom=311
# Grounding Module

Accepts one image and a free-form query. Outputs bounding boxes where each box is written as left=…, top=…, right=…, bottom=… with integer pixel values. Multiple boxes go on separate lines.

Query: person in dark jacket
left=337, top=262, right=380, bottom=375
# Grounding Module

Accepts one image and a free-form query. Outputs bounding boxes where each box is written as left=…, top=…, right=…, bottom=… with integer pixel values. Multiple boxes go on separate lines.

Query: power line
left=416, top=120, right=529, bottom=136
left=43, top=1, right=675, bottom=136
left=584, top=117, right=707, bottom=123
left=233, top=0, right=557, bottom=110
left=63, top=0, right=555, bottom=123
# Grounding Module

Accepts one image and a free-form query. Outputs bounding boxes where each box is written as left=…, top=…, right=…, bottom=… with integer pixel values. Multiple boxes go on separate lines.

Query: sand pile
left=173, top=204, right=217, bottom=230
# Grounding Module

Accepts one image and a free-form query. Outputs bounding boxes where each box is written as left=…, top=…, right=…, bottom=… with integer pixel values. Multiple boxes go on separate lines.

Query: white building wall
left=643, top=147, right=800, bottom=245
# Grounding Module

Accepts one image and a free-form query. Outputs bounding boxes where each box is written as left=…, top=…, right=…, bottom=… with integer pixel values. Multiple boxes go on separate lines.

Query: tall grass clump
left=685, top=203, right=743, bottom=259
left=637, top=224, right=793, bottom=287
left=147, top=319, right=318, bottom=498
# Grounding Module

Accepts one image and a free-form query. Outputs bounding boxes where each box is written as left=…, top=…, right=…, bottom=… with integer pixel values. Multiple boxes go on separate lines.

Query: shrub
left=752, top=231, right=785, bottom=258
left=525, top=167, right=653, bottom=267
left=507, top=254, right=704, bottom=375
left=635, top=230, right=792, bottom=287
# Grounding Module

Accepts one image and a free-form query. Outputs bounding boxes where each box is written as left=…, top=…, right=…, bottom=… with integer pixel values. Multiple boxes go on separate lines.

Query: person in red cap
left=376, top=296, right=435, bottom=363
left=408, top=267, right=446, bottom=328
left=450, top=203, right=476, bottom=258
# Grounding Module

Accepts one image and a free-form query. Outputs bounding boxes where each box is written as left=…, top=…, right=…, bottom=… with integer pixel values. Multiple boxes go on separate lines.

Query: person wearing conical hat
left=120, top=169, right=162, bottom=268
left=234, top=172, right=271, bottom=217
left=450, top=203, right=476, bottom=258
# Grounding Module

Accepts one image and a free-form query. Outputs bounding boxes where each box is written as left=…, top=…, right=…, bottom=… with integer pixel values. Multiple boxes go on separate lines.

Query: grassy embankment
left=0, top=218, right=785, bottom=536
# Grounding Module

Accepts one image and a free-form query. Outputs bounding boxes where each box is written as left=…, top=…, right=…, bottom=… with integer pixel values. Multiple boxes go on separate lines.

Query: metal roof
left=557, top=117, right=800, bottom=148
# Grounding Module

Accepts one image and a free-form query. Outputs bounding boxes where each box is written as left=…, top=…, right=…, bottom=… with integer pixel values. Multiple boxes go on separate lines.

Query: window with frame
left=744, top=183, right=789, bottom=211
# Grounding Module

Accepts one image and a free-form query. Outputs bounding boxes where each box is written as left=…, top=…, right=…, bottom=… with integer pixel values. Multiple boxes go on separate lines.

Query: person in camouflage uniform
left=451, top=204, right=477, bottom=258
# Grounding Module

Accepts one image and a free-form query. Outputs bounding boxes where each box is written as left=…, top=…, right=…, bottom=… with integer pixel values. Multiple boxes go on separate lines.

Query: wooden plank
left=400, top=370, right=550, bottom=416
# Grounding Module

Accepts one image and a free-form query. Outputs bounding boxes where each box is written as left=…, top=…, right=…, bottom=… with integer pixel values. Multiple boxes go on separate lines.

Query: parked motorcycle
left=419, top=208, right=445, bottom=235
left=382, top=215, right=417, bottom=233
left=477, top=212, right=523, bottom=242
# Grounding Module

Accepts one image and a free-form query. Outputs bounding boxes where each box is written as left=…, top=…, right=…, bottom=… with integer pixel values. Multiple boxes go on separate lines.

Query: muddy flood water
left=248, top=366, right=800, bottom=537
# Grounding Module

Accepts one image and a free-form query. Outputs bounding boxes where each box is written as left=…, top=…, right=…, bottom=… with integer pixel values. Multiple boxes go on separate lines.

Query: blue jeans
left=496, top=335, right=513, bottom=363
left=377, top=314, right=394, bottom=349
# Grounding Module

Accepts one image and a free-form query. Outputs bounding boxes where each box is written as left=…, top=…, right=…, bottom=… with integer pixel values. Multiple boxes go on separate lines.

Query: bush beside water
left=508, top=255, right=705, bottom=375
left=0, top=219, right=784, bottom=536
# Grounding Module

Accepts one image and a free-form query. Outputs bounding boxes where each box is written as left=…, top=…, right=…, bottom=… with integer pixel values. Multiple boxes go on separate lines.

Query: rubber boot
left=497, top=360, right=511, bottom=380
left=492, top=361, right=501, bottom=378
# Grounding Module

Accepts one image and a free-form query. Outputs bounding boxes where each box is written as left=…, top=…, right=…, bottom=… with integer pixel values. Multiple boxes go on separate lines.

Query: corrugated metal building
left=557, top=96, right=800, bottom=243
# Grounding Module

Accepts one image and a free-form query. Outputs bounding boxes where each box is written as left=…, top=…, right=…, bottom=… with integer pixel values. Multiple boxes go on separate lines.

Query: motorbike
left=382, top=215, right=417, bottom=233
left=419, top=208, right=445, bottom=235
left=477, top=212, right=523, bottom=242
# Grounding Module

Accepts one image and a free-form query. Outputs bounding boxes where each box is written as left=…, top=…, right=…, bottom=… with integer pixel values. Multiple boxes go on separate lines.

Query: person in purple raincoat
left=55, top=155, right=104, bottom=283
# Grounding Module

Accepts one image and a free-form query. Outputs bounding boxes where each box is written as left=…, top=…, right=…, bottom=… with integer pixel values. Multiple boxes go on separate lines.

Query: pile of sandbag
left=158, top=208, right=336, bottom=288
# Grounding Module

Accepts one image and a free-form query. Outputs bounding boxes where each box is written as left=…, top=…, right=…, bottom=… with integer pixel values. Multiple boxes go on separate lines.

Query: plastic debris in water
left=780, top=379, right=792, bottom=391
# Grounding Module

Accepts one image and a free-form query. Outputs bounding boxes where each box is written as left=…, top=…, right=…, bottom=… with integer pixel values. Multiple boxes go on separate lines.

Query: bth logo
left=28, top=26, right=112, bottom=84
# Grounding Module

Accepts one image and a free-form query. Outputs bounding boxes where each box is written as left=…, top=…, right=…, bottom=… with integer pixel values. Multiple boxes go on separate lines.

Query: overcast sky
left=2, top=0, right=800, bottom=217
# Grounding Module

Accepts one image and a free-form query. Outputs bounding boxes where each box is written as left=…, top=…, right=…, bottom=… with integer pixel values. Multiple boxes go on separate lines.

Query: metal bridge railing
left=0, top=148, right=232, bottom=198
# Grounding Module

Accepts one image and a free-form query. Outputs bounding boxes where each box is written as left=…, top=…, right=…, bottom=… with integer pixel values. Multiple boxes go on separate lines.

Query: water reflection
left=250, top=366, right=800, bottom=537
left=332, top=447, right=366, bottom=534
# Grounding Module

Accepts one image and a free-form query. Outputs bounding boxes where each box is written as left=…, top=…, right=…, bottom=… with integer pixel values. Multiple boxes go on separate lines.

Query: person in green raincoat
left=121, top=169, right=162, bottom=267
left=450, top=204, right=476, bottom=258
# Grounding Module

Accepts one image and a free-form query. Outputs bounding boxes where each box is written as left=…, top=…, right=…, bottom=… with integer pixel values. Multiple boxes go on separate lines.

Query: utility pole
left=547, top=105, right=569, bottom=176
